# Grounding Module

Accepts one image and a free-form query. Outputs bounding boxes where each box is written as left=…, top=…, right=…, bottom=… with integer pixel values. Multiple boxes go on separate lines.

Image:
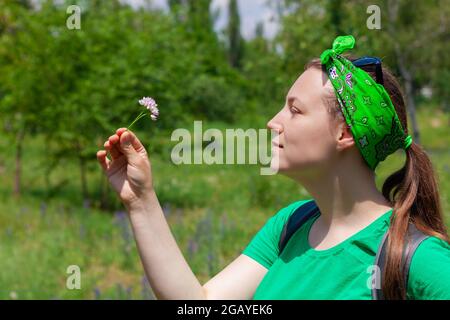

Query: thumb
left=119, top=131, right=139, bottom=163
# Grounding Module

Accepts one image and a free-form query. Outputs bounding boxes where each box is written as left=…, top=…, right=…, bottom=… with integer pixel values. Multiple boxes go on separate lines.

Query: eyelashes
left=289, top=106, right=301, bottom=114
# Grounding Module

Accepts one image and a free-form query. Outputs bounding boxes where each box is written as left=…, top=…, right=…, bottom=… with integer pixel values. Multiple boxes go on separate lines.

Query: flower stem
left=127, top=111, right=147, bottom=130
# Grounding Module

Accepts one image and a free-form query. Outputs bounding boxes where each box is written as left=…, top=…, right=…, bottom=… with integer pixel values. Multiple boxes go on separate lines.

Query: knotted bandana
left=320, top=35, right=412, bottom=170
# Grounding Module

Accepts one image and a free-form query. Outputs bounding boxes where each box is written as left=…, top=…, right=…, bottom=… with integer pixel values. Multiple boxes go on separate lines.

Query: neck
left=287, top=161, right=393, bottom=226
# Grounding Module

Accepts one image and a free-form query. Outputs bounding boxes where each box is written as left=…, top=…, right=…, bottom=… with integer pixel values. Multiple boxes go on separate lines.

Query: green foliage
left=0, top=0, right=448, bottom=299
left=227, top=0, right=244, bottom=69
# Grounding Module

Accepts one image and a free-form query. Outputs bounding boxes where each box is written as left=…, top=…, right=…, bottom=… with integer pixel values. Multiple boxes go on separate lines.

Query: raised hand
left=96, top=128, right=153, bottom=209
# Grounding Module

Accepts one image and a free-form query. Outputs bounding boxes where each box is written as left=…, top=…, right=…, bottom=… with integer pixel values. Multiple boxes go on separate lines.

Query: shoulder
left=254, top=198, right=315, bottom=237
left=268, top=198, right=315, bottom=228
left=410, top=236, right=450, bottom=271
left=407, top=236, right=450, bottom=300
left=242, top=198, right=314, bottom=269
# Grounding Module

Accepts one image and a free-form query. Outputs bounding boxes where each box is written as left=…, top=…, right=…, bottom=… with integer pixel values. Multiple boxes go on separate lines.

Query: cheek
left=309, top=125, right=334, bottom=149
left=285, top=118, right=336, bottom=164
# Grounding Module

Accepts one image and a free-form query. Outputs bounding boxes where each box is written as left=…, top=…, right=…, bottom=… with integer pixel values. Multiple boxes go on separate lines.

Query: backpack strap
left=372, top=222, right=430, bottom=300
left=278, top=200, right=320, bottom=254
left=372, top=229, right=389, bottom=300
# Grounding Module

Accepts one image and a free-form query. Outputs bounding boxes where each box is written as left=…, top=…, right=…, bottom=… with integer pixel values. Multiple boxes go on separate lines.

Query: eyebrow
left=287, top=96, right=306, bottom=109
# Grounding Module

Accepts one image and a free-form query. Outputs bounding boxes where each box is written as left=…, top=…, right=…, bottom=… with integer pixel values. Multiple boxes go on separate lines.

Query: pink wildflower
left=127, top=96, right=159, bottom=130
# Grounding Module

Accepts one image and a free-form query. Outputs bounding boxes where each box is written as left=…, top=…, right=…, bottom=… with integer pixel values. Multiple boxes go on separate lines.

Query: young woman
left=96, top=35, right=450, bottom=300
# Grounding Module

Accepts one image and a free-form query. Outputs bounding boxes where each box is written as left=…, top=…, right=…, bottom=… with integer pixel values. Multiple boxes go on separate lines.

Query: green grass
left=0, top=104, right=448, bottom=299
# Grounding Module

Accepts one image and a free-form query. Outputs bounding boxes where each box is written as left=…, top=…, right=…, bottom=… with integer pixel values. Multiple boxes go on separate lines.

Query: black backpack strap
left=372, top=222, right=430, bottom=300
left=278, top=200, right=320, bottom=254
left=402, top=223, right=430, bottom=290
left=372, top=230, right=389, bottom=300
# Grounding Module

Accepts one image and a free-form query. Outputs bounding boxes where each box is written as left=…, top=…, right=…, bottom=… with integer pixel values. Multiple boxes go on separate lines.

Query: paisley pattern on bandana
left=330, top=67, right=338, bottom=79
left=345, top=73, right=353, bottom=89
left=320, top=35, right=411, bottom=170
left=375, top=117, right=405, bottom=163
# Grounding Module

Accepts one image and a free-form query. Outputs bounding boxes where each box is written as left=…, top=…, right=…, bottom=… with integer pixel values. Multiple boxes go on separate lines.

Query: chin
left=270, top=158, right=289, bottom=173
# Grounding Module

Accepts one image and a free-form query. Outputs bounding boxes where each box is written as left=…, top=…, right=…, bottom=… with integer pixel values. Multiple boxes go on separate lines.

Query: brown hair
left=306, top=57, right=449, bottom=299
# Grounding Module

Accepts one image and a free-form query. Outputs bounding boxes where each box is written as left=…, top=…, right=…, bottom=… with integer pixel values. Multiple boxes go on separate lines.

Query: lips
left=272, top=141, right=284, bottom=148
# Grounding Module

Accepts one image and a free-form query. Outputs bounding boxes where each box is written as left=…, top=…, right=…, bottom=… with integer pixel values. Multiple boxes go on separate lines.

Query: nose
left=267, top=113, right=283, bottom=133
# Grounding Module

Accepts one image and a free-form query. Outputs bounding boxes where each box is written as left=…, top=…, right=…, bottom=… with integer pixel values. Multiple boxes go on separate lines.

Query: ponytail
left=382, top=141, right=449, bottom=299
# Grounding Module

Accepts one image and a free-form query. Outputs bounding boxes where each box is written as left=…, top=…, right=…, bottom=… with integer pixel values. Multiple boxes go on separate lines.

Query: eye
left=290, top=106, right=301, bottom=114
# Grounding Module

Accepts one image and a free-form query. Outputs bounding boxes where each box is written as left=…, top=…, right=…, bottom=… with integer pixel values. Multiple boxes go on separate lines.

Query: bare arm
left=129, top=195, right=268, bottom=300
left=127, top=192, right=206, bottom=299
left=97, top=128, right=267, bottom=299
left=203, top=254, right=268, bottom=300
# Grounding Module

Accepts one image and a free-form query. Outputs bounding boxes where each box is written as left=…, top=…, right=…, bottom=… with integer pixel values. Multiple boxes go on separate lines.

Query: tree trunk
left=14, top=128, right=25, bottom=198
left=80, top=155, right=89, bottom=206
left=393, top=47, right=421, bottom=145
left=402, top=76, right=420, bottom=144
left=76, top=140, right=90, bottom=206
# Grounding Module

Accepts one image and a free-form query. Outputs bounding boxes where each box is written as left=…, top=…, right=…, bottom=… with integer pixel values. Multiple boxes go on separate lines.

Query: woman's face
left=267, top=67, right=347, bottom=177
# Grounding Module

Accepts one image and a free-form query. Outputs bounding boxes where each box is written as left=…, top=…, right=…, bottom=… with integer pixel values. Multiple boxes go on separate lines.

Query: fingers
left=118, top=131, right=142, bottom=164
left=105, top=135, right=122, bottom=160
left=99, top=129, right=147, bottom=169
left=119, top=129, right=147, bottom=155
left=116, top=128, right=127, bottom=137
left=96, top=150, right=111, bottom=172
left=115, top=128, right=147, bottom=156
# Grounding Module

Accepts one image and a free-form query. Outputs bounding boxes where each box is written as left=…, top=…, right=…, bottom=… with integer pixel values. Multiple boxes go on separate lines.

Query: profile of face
left=267, top=67, right=357, bottom=179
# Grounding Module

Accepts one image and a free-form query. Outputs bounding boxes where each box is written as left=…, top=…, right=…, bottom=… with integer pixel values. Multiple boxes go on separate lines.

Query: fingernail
left=122, top=135, right=130, bottom=146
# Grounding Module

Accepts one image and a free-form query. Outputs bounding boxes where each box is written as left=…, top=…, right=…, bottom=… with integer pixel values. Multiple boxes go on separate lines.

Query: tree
left=168, top=0, right=188, bottom=23
left=383, top=0, right=448, bottom=144
left=227, top=0, right=244, bottom=69
left=0, top=1, right=51, bottom=197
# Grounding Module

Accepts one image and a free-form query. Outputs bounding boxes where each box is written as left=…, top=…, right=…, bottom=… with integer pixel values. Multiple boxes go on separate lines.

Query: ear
left=336, top=122, right=355, bottom=151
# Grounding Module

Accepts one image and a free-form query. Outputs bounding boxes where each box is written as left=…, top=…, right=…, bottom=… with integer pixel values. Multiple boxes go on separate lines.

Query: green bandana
left=320, top=35, right=412, bottom=170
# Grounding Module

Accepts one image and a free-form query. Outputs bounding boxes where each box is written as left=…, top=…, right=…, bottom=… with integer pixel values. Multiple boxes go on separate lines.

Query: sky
left=125, top=0, right=279, bottom=39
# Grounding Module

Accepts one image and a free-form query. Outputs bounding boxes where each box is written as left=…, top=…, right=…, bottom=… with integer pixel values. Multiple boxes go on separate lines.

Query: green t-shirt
left=242, top=199, right=450, bottom=300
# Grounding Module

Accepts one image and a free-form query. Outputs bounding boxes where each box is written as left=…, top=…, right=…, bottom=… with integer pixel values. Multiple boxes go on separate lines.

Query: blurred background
left=0, top=0, right=448, bottom=299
